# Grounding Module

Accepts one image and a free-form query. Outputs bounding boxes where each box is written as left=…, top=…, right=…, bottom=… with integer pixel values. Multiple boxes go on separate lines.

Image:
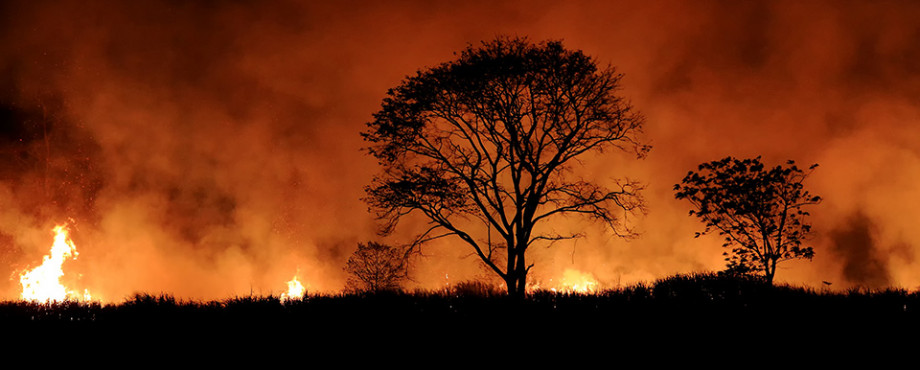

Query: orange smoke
left=0, top=0, right=918, bottom=299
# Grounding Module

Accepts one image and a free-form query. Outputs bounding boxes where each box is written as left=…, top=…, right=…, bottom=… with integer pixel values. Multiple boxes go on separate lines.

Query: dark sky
left=1, top=0, right=918, bottom=300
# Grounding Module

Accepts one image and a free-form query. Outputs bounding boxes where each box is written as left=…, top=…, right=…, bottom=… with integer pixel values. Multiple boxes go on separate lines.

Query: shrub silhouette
left=344, top=241, right=410, bottom=293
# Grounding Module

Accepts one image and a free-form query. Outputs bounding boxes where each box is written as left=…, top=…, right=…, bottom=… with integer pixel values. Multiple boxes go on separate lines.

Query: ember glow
left=529, top=269, right=600, bottom=294
left=19, top=225, right=88, bottom=302
left=553, top=269, right=600, bottom=294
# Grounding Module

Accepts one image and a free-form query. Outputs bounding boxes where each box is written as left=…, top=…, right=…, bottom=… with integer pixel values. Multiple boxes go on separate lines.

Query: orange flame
left=533, top=269, right=599, bottom=294
left=19, top=225, right=89, bottom=302
left=279, top=275, right=306, bottom=302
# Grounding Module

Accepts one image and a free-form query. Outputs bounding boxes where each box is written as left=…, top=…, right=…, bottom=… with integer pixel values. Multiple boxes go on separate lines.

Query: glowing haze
left=0, top=1, right=918, bottom=301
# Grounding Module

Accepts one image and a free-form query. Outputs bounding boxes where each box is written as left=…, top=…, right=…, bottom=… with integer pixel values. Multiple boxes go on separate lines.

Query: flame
left=279, top=275, right=305, bottom=302
left=544, top=269, right=599, bottom=294
left=19, top=225, right=89, bottom=302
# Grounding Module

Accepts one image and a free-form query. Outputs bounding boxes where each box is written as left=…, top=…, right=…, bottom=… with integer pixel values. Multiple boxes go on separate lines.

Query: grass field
left=3, top=272, right=917, bottom=355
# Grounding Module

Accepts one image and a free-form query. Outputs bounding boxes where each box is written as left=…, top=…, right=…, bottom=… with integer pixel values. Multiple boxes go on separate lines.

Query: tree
left=673, top=156, right=821, bottom=285
left=362, top=37, right=648, bottom=298
left=344, top=241, right=410, bottom=293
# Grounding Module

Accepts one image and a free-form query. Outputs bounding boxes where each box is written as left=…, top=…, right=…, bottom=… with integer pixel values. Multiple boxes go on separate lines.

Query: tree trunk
left=764, top=259, right=776, bottom=285
left=503, top=249, right=529, bottom=299
left=515, top=250, right=527, bottom=297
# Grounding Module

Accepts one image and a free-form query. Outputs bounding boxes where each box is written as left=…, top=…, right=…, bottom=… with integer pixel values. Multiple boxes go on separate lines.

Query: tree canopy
left=674, top=157, right=821, bottom=284
left=362, top=36, right=648, bottom=297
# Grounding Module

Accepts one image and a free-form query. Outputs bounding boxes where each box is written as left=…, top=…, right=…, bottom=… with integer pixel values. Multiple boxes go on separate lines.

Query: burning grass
left=2, top=276, right=915, bottom=359
left=3, top=272, right=918, bottom=330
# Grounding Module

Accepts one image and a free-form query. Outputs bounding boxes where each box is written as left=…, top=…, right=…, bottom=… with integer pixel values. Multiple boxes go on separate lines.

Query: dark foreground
left=3, top=274, right=918, bottom=357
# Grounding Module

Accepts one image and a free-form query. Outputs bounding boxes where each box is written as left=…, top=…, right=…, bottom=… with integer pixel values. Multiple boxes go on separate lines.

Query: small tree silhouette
left=344, top=241, right=409, bottom=293
left=674, top=157, right=821, bottom=285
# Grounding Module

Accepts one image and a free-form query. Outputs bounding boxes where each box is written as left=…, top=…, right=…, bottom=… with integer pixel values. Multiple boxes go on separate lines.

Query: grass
left=3, top=272, right=919, bottom=348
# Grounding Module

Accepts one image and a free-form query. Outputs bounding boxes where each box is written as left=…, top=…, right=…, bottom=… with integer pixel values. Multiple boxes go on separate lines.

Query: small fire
left=20, top=225, right=89, bottom=302
left=280, top=275, right=306, bottom=302
left=546, top=269, right=599, bottom=294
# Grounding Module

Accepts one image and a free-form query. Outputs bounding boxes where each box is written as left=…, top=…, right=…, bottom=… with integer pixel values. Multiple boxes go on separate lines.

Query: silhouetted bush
left=344, top=241, right=411, bottom=293
left=652, top=271, right=772, bottom=302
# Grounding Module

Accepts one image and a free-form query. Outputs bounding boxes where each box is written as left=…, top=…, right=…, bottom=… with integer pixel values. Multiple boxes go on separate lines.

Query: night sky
left=1, top=0, right=918, bottom=301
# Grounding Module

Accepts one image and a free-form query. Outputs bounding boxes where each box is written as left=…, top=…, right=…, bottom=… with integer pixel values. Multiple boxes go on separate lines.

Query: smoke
left=828, top=212, right=891, bottom=289
left=1, top=0, right=919, bottom=299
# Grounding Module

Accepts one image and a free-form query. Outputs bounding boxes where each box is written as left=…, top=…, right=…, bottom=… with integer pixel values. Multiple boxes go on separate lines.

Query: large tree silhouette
left=674, top=157, right=821, bottom=285
left=362, top=37, right=648, bottom=297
